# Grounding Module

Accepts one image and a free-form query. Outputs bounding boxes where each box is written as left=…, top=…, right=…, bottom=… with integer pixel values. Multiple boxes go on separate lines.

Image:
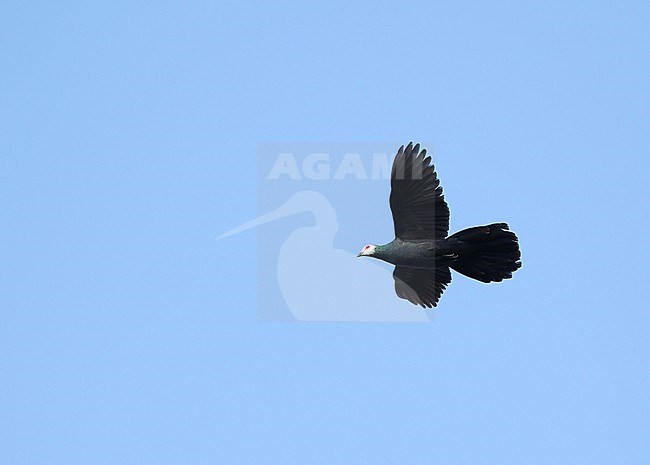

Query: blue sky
left=2, top=1, right=649, bottom=464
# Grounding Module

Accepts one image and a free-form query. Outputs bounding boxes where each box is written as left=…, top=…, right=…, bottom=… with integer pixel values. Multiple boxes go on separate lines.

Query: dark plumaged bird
left=358, top=142, right=522, bottom=308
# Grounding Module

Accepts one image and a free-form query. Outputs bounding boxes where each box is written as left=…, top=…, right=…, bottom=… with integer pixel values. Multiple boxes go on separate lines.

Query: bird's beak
left=217, top=198, right=302, bottom=240
left=357, top=252, right=363, bottom=258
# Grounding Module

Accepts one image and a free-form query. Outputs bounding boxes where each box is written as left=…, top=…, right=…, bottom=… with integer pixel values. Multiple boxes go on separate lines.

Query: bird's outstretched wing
left=393, top=266, right=451, bottom=308
left=389, top=142, right=449, bottom=240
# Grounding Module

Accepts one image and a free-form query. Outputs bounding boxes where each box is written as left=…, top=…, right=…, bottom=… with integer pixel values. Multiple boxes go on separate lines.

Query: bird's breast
left=382, top=240, right=450, bottom=268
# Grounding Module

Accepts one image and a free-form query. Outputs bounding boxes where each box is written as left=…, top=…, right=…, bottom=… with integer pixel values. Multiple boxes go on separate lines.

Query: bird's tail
left=449, top=223, right=521, bottom=283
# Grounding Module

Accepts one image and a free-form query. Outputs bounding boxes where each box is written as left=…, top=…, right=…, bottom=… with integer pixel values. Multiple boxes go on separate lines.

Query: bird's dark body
left=375, top=239, right=460, bottom=269
left=359, top=142, right=522, bottom=308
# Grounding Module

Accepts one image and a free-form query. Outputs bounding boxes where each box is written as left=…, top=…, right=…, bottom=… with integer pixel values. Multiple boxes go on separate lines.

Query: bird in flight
left=358, top=142, right=522, bottom=308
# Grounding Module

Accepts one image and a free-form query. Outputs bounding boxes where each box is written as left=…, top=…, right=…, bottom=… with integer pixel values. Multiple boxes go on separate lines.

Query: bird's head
left=357, top=244, right=377, bottom=258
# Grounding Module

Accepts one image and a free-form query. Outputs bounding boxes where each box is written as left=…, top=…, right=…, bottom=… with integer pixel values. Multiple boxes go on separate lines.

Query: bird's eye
left=364, top=246, right=369, bottom=250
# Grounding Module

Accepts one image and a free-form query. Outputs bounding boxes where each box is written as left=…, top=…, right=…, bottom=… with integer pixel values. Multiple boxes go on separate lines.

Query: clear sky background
left=2, top=1, right=649, bottom=464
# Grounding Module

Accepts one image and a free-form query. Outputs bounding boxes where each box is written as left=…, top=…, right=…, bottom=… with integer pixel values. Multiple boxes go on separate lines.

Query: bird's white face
left=357, top=244, right=377, bottom=257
